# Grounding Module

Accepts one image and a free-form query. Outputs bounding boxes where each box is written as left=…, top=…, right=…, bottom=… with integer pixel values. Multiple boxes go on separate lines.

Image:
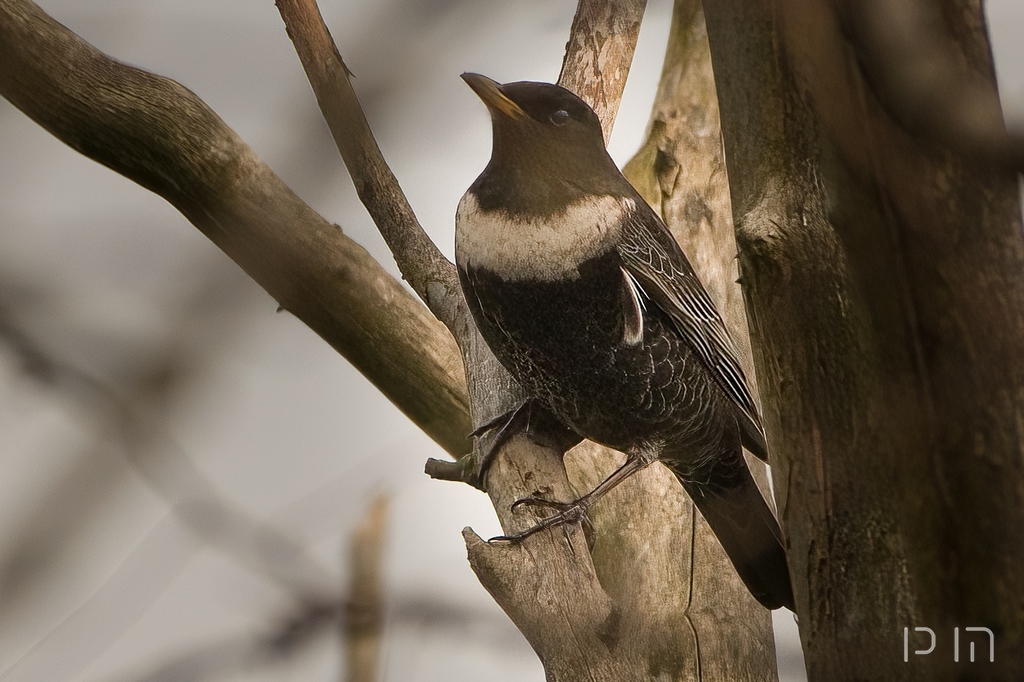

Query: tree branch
left=0, top=0, right=471, bottom=457
left=558, top=0, right=647, bottom=140
left=836, top=0, right=1024, bottom=170
left=275, top=0, right=464, bottom=329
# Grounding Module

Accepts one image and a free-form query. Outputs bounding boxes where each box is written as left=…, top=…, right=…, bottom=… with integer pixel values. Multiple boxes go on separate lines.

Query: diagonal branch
left=275, top=0, right=464, bottom=331
left=0, top=0, right=471, bottom=457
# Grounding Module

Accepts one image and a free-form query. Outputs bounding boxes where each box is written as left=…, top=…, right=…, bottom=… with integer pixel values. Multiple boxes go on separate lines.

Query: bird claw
left=485, top=534, right=515, bottom=546
left=487, top=498, right=587, bottom=545
left=509, top=493, right=571, bottom=513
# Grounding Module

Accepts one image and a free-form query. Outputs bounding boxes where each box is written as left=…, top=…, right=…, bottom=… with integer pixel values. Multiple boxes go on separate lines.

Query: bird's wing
left=616, top=201, right=769, bottom=460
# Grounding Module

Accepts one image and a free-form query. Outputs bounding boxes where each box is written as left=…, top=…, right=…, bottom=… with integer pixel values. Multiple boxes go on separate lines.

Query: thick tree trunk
left=704, top=0, right=1024, bottom=678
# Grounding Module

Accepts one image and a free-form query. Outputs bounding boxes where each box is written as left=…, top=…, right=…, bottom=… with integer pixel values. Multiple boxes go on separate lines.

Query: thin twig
left=275, top=0, right=464, bottom=331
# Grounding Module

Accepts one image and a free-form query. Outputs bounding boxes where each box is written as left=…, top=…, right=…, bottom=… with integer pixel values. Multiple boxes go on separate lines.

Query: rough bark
left=703, top=0, right=1024, bottom=678
left=558, top=0, right=646, bottom=141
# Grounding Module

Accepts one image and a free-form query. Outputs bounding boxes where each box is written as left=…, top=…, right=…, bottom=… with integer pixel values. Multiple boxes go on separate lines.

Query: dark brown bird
left=456, top=73, right=793, bottom=611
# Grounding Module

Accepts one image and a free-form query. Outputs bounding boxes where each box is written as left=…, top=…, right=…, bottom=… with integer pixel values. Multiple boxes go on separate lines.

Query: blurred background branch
left=344, top=495, right=387, bottom=682
left=836, top=0, right=1024, bottom=170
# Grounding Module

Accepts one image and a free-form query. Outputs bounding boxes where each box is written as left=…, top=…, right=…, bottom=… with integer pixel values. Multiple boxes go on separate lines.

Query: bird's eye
left=550, top=109, right=570, bottom=125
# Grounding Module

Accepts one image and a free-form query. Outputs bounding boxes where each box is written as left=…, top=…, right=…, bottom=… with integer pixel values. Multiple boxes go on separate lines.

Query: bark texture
left=703, top=0, right=1024, bottom=678
left=558, top=0, right=646, bottom=140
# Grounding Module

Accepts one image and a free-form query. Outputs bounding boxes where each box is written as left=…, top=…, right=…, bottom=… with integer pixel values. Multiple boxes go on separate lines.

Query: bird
left=455, top=73, right=794, bottom=611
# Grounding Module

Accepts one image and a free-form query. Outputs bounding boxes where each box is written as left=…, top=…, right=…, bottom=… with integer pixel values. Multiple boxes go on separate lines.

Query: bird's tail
left=678, top=469, right=794, bottom=611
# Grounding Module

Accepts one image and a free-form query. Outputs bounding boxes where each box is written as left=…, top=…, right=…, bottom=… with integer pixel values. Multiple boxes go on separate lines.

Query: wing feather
left=617, top=200, right=769, bottom=460
left=620, top=267, right=646, bottom=347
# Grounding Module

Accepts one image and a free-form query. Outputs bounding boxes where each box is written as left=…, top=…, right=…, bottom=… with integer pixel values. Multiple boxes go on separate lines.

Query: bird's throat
left=455, top=192, right=631, bottom=283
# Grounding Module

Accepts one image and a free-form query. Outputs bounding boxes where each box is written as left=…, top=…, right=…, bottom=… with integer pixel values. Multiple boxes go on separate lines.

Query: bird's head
left=461, top=74, right=625, bottom=210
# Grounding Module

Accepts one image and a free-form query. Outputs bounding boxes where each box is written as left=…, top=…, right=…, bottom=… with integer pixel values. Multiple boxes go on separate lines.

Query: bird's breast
left=455, top=191, right=731, bottom=454
left=460, top=254, right=626, bottom=367
left=459, top=255, right=729, bottom=454
left=455, top=191, right=632, bottom=283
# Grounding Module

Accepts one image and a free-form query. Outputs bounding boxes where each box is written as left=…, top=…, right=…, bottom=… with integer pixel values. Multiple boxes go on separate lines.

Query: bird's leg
left=469, top=400, right=536, bottom=486
left=468, top=403, right=528, bottom=439
left=470, top=400, right=583, bottom=489
left=489, top=455, right=650, bottom=544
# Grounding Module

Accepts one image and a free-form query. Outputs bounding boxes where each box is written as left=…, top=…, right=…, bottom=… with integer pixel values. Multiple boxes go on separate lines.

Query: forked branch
left=0, top=0, right=471, bottom=455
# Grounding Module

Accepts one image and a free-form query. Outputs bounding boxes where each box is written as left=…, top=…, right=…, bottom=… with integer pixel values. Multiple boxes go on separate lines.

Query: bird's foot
left=509, top=493, right=573, bottom=513
left=488, top=495, right=588, bottom=545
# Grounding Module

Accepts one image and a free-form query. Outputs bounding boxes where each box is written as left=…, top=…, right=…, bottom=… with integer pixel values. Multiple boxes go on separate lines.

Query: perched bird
left=456, top=73, right=793, bottom=611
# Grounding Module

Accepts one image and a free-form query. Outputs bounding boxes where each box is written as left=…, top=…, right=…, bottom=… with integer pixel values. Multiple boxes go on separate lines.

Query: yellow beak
left=461, top=73, right=526, bottom=120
